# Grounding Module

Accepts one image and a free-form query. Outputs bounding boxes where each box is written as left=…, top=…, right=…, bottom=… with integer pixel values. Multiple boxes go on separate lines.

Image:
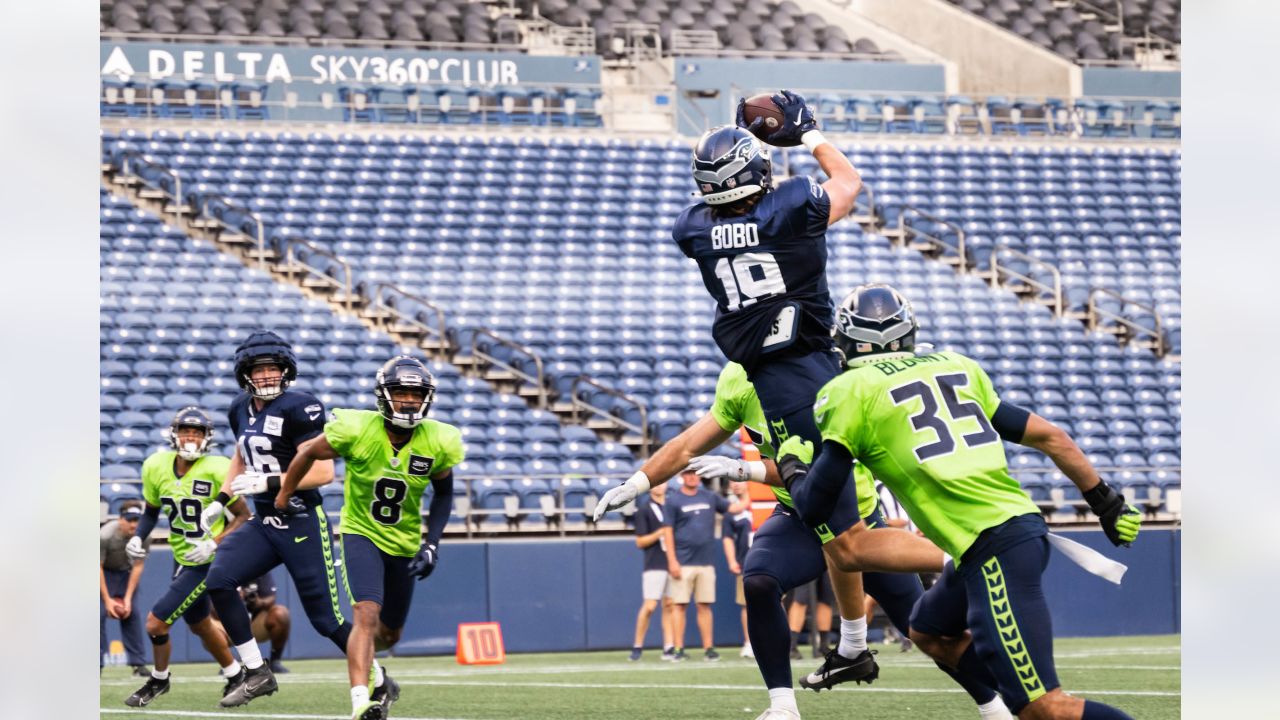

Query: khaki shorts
left=735, top=575, right=745, bottom=606
left=642, top=570, right=670, bottom=601
left=668, top=565, right=716, bottom=604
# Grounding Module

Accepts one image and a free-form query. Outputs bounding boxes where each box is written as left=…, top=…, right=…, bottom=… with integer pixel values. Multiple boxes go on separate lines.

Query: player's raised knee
left=352, top=601, right=381, bottom=627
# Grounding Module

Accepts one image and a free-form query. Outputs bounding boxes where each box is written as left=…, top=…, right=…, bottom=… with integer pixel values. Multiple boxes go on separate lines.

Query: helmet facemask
left=243, top=358, right=289, bottom=401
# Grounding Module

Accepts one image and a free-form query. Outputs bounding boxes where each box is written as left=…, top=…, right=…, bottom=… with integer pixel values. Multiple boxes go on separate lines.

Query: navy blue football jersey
left=227, top=389, right=327, bottom=518
left=673, top=176, right=835, bottom=371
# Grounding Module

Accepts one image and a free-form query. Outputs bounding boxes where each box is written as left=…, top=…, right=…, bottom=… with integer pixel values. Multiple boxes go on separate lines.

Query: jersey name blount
left=871, top=352, right=947, bottom=376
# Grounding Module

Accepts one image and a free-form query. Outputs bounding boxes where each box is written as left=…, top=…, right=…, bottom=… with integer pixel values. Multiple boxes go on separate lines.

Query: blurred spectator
left=789, top=571, right=836, bottom=659
left=721, top=481, right=753, bottom=658
left=629, top=483, right=676, bottom=661
left=101, top=501, right=150, bottom=675
left=662, top=470, right=749, bottom=662
left=243, top=571, right=291, bottom=674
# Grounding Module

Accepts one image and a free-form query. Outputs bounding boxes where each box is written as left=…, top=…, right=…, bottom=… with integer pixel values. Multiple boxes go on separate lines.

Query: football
left=741, top=93, right=785, bottom=140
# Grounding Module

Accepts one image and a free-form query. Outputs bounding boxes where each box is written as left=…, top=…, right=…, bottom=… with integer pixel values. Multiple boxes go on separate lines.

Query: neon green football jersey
left=328, top=409, right=465, bottom=557
left=814, top=351, right=1039, bottom=563
left=710, top=361, right=878, bottom=520
left=141, top=451, right=231, bottom=566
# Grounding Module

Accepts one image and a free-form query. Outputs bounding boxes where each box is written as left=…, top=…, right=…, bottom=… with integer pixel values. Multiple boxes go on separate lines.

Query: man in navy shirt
left=662, top=470, right=749, bottom=661
left=721, top=482, right=754, bottom=658
left=629, top=484, right=675, bottom=661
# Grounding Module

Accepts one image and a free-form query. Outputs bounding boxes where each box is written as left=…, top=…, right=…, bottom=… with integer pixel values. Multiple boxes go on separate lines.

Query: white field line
left=100, top=710, right=480, bottom=720
left=100, top=677, right=1179, bottom=697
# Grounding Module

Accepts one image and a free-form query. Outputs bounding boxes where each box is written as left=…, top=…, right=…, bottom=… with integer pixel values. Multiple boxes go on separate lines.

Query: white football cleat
left=740, top=642, right=755, bottom=659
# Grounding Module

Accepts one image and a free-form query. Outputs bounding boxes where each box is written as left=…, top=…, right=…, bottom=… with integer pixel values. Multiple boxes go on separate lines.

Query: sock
left=977, top=695, right=1013, bottom=719
left=743, top=574, right=793, bottom=690
left=633, top=645, right=643, bottom=651
left=371, top=659, right=385, bottom=688
left=351, top=685, right=370, bottom=712
left=838, top=616, right=868, bottom=658
left=789, top=633, right=799, bottom=651
left=270, top=647, right=284, bottom=663
left=151, top=669, right=170, bottom=680
left=235, top=640, right=264, bottom=670
left=768, top=687, right=798, bottom=714
left=1082, top=700, right=1135, bottom=720
left=220, top=661, right=242, bottom=678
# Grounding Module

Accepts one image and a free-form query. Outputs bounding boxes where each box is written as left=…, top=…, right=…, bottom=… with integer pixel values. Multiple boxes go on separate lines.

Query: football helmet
left=374, top=356, right=436, bottom=429
left=691, top=125, right=772, bottom=206
left=233, top=330, right=297, bottom=401
left=168, top=406, right=214, bottom=461
left=833, top=284, right=919, bottom=366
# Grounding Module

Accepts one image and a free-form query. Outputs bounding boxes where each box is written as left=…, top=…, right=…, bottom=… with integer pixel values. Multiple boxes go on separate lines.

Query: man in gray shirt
left=101, top=501, right=151, bottom=674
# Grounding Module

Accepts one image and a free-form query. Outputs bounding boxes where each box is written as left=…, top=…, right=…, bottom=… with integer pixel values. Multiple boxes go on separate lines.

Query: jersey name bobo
left=711, top=223, right=760, bottom=250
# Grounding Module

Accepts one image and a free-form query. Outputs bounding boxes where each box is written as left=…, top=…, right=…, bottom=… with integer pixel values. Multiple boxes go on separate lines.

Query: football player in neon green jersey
left=778, top=284, right=1141, bottom=720
left=277, top=356, right=463, bottom=720
left=594, top=362, right=954, bottom=720
left=124, top=407, right=251, bottom=708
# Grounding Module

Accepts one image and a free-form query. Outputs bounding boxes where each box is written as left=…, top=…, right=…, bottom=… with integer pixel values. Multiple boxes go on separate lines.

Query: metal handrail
left=468, top=328, right=549, bottom=409
left=896, top=205, right=967, bottom=272
left=367, top=283, right=450, bottom=352
left=569, top=376, right=650, bottom=455
left=989, top=244, right=1063, bottom=317
left=116, top=150, right=183, bottom=217
left=194, top=193, right=267, bottom=270
left=1087, top=287, right=1167, bottom=356
left=282, top=237, right=355, bottom=302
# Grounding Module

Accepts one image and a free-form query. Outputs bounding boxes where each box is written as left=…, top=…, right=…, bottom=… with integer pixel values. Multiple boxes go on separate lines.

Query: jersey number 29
left=889, top=373, right=999, bottom=461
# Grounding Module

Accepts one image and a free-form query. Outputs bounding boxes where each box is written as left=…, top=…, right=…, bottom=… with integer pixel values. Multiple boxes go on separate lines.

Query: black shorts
left=341, top=533, right=416, bottom=632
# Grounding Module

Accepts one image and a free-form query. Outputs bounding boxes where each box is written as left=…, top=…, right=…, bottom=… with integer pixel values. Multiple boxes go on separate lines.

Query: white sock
left=220, top=660, right=242, bottom=678
left=235, top=640, right=264, bottom=670
left=978, top=696, right=1013, bottom=719
left=151, top=668, right=170, bottom=680
left=768, top=687, right=798, bottom=714
left=838, top=616, right=868, bottom=658
left=351, top=685, right=370, bottom=712
left=371, top=659, right=385, bottom=688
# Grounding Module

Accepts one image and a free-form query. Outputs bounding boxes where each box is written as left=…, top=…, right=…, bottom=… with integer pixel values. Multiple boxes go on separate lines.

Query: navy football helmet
left=168, top=406, right=214, bottom=461
left=833, top=284, right=919, bottom=366
left=374, top=356, right=436, bottom=429
left=233, top=330, right=297, bottom=401
left=691, top=125, right=772, bottom=206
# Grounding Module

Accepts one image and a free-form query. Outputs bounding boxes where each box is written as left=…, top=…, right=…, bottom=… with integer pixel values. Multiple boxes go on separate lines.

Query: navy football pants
left=205, top=511, right=350, bottom=653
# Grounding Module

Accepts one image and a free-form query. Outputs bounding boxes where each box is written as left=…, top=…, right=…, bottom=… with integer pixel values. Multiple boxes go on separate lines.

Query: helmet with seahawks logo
left=233, top=330, right=297, bottom=401
left=833, top=284, right=919, bottom=366
left=691, top=125, right=773, bottom=206
left=168, top=406, right=214, bottom=461
left=374, top=356, right=436, bottom=429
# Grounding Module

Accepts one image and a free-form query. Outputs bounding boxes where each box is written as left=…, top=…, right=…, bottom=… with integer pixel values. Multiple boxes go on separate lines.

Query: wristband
left=1082, top=480, right=1119, bottom=513
left=745, top=460, right=767, bottom=483
left=214, top=491, right=232, bottom=506
left=265, top=474, right=282, bottom=493
left=625, top=471, right=651, bottom=494
left=801, top=130, right=828, bottom=153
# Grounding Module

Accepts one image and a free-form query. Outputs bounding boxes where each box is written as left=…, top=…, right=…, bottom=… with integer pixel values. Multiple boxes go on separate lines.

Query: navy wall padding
left=111, top=529, right=1178, bottom=666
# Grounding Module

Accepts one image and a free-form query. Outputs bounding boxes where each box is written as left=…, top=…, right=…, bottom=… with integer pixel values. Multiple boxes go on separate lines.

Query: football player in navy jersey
left=673, top=89, right=862, bottom=464
left=200, top=332, right=394, bottom=714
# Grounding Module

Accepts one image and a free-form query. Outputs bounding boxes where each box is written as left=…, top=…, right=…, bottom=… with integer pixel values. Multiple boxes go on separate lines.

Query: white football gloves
left=592, top=471, right=651, bottom=522
left=125, top=535, right=147, bottom=561
left=230, top=473, right=270, bottom=496
left=687, top=455, right=766, bottom=483
left=200, top=501, right=225, bottom=532
left=183, top=536, right=217, bottom=564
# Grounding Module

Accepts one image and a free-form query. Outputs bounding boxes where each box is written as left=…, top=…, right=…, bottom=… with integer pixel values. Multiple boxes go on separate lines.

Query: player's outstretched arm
left=776, top=436, right=854, bottom=529
left=275, top=434, right=339, bottom=511
left=813, top=143, right=862, bottom=226
left=1017, top=410, right=1142, bottom=547
left=215, top=494, right=251, bottom=543
left=201, top=447, right=246, bottom=532
left=593, top=414, right=734, bottom=521
left=126, top=504, right=160, bottom=561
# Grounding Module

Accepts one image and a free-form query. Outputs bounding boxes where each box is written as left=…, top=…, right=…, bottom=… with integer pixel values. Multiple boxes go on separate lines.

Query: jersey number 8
left=371, top=477, right=408, bottom=525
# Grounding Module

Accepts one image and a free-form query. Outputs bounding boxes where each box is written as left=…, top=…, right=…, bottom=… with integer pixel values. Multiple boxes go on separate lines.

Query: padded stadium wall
left=106, top=530, right=1180, bottom=662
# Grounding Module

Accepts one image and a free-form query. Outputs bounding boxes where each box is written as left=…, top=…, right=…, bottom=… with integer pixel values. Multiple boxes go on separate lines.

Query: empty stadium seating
left=102, top=129, right=1181, bottom=512
left=100, top=191, right=638, bottom=531
left=946, top=0, right=1180, bottom=62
